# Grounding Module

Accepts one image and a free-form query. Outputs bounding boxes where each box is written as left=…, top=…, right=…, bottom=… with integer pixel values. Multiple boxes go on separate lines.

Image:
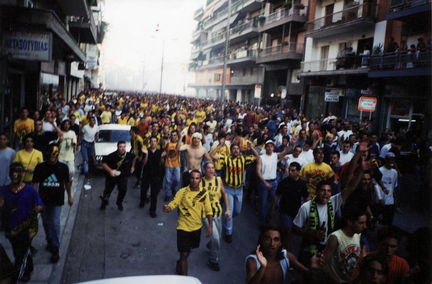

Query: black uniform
left=101, top=151, right=134, bottom=208
left=140, top=148, right=163, bottom=215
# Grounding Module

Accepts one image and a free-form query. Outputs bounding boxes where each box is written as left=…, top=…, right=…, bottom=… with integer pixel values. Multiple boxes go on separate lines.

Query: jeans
left=81, top=141, right=95, bottom=175
left=223, top=185, right=243, bottom=236
left=205, top=216, right=222, bottom=263
left=163, top=167, right=181, bottom=198
left=258, top=180, right=278, bottom=225
left=9, top=238, right=32, bottom=282
left=41, top=206, right=62, bottom=249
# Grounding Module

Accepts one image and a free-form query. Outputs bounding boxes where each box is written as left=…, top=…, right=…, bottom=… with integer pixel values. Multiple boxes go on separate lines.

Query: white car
left=95, top=124, right=132, bottom=168
left=76, top=276, right=202, bottom=284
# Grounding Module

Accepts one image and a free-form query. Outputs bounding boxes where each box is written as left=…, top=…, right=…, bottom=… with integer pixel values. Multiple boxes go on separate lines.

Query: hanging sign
left=358, top=96, right=377, bottom=112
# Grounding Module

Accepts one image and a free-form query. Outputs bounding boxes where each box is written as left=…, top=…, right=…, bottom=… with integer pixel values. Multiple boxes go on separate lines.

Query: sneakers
left=139, top=201, right=145, bottom=208
left=50, top=252, right=60, bottom=263
left=208, top=261, right=220, bottom=271
left=117, top=203, right=124, bottom=211
left=224, top=234, right=232, bottom=243
left=150, top=212, right=157, bottom=218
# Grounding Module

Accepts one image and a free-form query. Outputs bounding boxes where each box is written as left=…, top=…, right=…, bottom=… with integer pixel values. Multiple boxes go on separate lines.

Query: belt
left=83, top=140, right=94, bottom=144
left=265, top=179, right=276, bottom=182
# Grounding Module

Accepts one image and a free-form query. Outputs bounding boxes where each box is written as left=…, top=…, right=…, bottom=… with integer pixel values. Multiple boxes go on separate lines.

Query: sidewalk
left=0, top=171, right=84, bottom=284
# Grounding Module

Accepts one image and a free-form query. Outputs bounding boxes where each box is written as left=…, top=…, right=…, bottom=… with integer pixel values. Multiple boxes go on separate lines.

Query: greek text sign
left=3, top=32, right=52, bottom=61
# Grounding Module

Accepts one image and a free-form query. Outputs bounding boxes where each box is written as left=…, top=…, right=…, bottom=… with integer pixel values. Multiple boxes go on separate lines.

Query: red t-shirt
left=387, top=255, right=410, bottom=284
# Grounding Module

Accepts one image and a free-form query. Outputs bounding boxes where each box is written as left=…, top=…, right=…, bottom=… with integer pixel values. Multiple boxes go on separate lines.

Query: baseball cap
left=265, top=140, right=275, bottom=145
left=385, top=152, right=396, bottom=158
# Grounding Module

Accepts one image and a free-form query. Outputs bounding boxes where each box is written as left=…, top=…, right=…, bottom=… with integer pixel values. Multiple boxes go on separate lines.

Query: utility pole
left=159, top=39, right=165, bottom=97
left=221, top=0, right=231, bottom=105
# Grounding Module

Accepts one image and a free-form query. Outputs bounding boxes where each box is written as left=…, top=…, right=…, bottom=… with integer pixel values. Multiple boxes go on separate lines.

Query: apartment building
left=368, top=0, right=431, bottom=135
left=0, top=0, right=104, bottom=133
left=190, top=0, right=264, bottom=103
left=300, top=0, right=430, bottom=134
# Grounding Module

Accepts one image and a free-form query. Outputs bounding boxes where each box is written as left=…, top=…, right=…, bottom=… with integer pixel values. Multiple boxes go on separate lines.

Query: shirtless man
left=178, top=132, right=212, bottom=186
left=246, top=227, right=311, bottom=284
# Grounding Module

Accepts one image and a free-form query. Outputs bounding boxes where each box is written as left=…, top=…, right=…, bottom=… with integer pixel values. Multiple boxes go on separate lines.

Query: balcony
left=300, top=55, right=370, bottom=76
left=202, top=32, right=226, bottom=50
left=229, top=20, right=259, bottom=44
left=194, top=7, right=204, bottom=20
left=256, top=42, right=303, bottom=63
left=69, top=14, right=98, bottom=44
left=368, top=51, right=432, bottom=77
left=228, top=49, right=258, bottom=65
left=260, top=6, right=307, bottom=32
left=231, top=0, right=263, bottom=14
left=306, top=2, right=377, bottom=39
left=203, top=7, right=229, bottom=29
left=387, top=0, right=432, bottom=19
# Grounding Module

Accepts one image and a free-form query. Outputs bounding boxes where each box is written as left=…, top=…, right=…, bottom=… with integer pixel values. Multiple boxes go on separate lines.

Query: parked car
left=76, top=275, right=202, bottom=284
left=95, top=124, right=131, bottom=168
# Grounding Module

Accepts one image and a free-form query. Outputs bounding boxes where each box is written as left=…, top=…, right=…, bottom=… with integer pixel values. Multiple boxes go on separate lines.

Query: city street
left=63, top=174, right=260, bottom=284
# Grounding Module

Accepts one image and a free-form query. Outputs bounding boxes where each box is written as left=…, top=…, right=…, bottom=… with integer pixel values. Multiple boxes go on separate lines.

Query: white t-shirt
left=260, top=152, right=278, bottom=180
left=379, top=144, right=392, bottom=158
left=293, top=193, right=343, bottom=244
left=82, top=124, right=99, bottom=143
left=299, top=150, right=314, bottom=164
left=339, top=151, right=354, bottom=165
left=338, top=130, right=353, bottom=141
left=59, top=130, right=77, bottom=162
left=42, top=120, right=57, bottom=132
left=202, top=133, right=213, bottom=152
left=379, top=166, right=398, bottom=205
left=283, top=154, right=306, bottom=168
left=206, top=120, right=217, bottom=133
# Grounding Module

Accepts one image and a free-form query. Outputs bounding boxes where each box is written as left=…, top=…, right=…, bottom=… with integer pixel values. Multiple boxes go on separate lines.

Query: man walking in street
left=100, top=141, right=135, bottom=211
left=201, top=161, right=231, bottom=271
left=80, top=116, right=99, bottom=181
left=140, top=137, right=164, bottom=217
left=163, top=130, right=181, bottom=201
left=33, top=144, right=73, bottom=263
left=0, top=133, right=16, bottom=187
left=163, top=170, right=213, bottom=276
left=210, top=141, right=259, bottom=243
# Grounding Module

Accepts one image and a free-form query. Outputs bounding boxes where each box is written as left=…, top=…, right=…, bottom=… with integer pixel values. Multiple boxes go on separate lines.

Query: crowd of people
left=0, top=90, right=430, bottom=283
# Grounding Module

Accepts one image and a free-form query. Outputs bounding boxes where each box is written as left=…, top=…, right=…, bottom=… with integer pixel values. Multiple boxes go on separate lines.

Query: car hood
left=95, top=142, right=131, bottom=156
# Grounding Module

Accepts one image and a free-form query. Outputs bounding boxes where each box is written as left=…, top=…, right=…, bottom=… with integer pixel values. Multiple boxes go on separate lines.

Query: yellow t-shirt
left=100, top=111, right=112, bottom=124
left=14, top=149, right=43, bottom=182
left=127, top=117, right=136, bottom=126
left=168, top=186, right=213, bottom=232
left=165, top=142, right=180, bottom=168
left=13, top=118, right=34, bottom=142
left=117, top=116, right=129, bottom=125
left=211, top=143, right=230, bottom=171
left=201, top=176, right=223, bottom=217
left=133, top=135, right=145, bottom=157
left=195, top=110, right=206, bottom=123
left=300, top=162, right=335, bottom=198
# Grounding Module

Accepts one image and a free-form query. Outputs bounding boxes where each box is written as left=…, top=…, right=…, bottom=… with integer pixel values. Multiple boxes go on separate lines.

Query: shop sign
left=358, top=96, right=377, bottom=112
left=254, top=84, right=262, bottom=99
left=324, top=91, right=340, bottom=102
left=3, top=32, right=52, bottom=61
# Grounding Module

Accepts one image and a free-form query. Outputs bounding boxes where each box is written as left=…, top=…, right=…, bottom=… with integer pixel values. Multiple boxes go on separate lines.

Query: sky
left=100, top=0, right=205, bottom=95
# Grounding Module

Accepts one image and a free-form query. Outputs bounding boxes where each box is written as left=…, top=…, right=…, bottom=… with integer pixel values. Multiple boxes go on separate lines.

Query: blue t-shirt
left=0, top=184, right=43, bottom=240
left=0, top=147, right=15, bottom=186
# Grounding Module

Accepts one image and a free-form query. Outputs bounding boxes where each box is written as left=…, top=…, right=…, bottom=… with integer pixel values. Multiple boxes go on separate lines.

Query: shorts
left=177, top=229, right=201, bottom=252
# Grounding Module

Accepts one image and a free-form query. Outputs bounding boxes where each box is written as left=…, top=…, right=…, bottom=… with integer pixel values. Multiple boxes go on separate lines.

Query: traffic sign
left=358, top=96, right=377, bottom=112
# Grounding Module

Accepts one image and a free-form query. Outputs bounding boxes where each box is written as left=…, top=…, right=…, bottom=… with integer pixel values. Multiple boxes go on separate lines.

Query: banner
left=3, top=32, right=52, bottom=61
left=358, top=96, right=377, bottom=112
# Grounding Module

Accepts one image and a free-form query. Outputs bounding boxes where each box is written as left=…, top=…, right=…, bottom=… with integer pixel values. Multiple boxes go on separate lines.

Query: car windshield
left=97, top=130, right=130, bottom=143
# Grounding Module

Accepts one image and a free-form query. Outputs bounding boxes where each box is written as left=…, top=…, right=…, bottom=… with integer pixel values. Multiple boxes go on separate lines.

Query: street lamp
left=221, top=0, right=231, bottom=105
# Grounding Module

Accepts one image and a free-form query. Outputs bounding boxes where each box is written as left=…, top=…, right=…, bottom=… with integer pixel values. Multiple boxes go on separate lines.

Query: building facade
left=0, top=0, right=105, bottom=134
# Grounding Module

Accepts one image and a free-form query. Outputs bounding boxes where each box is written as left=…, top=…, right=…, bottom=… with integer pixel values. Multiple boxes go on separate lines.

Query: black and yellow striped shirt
left=201, top=176, right=223, bottom=217
left=219, top=154, right=255, bottom=189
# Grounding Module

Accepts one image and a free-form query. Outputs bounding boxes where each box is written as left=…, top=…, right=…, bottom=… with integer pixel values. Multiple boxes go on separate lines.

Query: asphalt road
left=63, top=174, right=261, bottom=284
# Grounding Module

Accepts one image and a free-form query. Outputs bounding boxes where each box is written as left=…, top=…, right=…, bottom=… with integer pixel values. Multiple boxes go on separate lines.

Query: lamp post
left=159, top=39, right=165, bottom=96
left=221, top=0, right=231, bottom=105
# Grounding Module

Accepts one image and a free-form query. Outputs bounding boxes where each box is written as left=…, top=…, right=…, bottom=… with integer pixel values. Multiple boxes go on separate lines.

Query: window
left=291, top=69, right=300, bottom=83
left=97, top=130, right=131, bottom=143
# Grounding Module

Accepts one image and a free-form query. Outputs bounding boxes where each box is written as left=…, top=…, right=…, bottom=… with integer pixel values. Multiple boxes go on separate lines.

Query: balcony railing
left=259, top=42, right=304, bottom=57
left=208, top=56, right=225, bottom=65
left=264, top=6, right=307, bottom=25
left=229, top=49, right=258, bottom=60
left=229, top=20, right=258, bottom=35
left=202, top=33, right=225, bottom=47
left=302, top=54, right=371, bottom=72
left=307, top=2, right=376, bottom=32
left=203, top=7, right=229, bottom=28
left=369, top=51, right=431, bottom=70
left=390, top=0, right=431, bottom=10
